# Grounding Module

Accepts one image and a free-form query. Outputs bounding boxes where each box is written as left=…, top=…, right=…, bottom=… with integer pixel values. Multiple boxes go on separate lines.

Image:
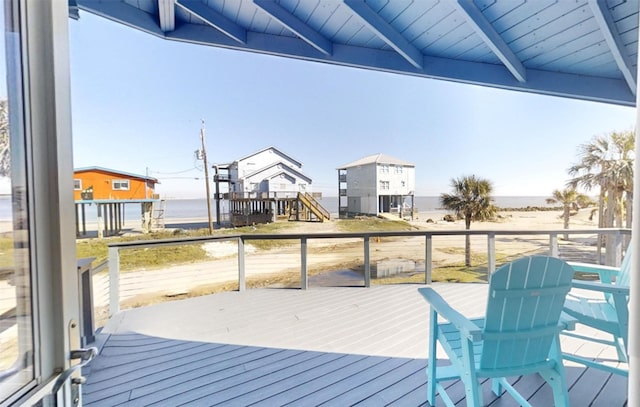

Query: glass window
left=1, top=0, right=36, bottom=401
left=73, top=179, right=82, bottom=190
left=112, top=179, right=129, bottom=190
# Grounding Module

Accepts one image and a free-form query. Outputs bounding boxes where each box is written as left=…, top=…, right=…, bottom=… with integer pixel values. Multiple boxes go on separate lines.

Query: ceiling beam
left=69, top=0, right=80, bottom=20
left=453, top=0, right=526, bottom=83
left=176, top=0, right=246, bottom=44
left=78, top=0, right=165, bottom=36
left=254, top=0, right=332, bottom=56
left=158, top=0, right=175, bottom=32
left=165, top=23, right=635, bottom=106
left=342, top=0, right=423, bottom=70
left=589, top=0, right=636, bottom=95
left=76, top=0, right=636, bottom=107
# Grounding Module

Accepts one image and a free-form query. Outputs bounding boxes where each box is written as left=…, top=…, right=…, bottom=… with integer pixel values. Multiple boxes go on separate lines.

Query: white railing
left=90, top=228, right=631, bottom=319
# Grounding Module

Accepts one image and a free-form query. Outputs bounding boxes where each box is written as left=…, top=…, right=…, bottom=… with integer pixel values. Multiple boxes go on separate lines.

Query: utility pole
left=199, top=119, right=214, bottom=233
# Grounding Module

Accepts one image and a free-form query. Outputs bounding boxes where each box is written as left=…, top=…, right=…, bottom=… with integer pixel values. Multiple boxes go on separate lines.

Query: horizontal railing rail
left=101, top=228, right=630, bottom=319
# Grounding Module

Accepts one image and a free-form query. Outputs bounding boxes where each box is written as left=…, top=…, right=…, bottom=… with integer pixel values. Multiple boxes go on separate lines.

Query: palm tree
left=440, top=175, right=496, bottom=267
left=568, top=130, right=634, bottom=262
left=546, top=188, right=591, bottom=240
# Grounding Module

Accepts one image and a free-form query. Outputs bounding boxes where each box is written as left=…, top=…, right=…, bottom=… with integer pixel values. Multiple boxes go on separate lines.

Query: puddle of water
left=309, top=269, right=364, bottom=287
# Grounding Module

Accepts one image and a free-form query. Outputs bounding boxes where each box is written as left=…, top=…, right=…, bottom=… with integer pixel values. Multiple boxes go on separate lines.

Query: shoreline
left=0, top=208, right=599, bottom=236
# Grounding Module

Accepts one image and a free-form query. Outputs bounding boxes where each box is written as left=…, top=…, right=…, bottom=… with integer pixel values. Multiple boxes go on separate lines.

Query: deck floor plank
left=82, top=284, right=627, bottom=406
left=280, top=357, right=410, bottom=406
left=142, top=352, right=346, bottom=406
left=258, top=355, right=391, bottom=406
left=85, top=346, right=292, bottom=405
left=127, top=349, right=318, bottom=405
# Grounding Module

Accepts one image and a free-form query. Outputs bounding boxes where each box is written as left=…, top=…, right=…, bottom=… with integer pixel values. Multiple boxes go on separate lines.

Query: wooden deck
left=82, top=284, right=628, bottom=406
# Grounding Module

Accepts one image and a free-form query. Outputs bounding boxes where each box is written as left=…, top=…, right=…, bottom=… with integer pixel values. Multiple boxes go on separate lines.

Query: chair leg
left=460, top=338, right=482, bottom=407
left=427, top=309, right=438, bottom=405
left=491, top=378, right=503, bottom=397
left=539, top=368, right=570, bottom=407
left=614, top=335, right=628, bottom=362
left=540, top=337, right=570, bottom=407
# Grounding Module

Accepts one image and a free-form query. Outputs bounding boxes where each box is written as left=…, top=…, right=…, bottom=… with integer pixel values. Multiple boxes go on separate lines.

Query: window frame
left=112, top=179, right=130, bottom=191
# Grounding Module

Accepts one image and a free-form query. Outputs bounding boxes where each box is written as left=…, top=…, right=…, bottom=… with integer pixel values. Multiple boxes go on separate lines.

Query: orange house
left=73, top=166, right=159, bottom=200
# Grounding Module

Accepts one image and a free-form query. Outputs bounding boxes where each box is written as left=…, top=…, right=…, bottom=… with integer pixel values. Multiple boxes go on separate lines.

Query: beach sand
left=0, top=208, right=596, bottom=236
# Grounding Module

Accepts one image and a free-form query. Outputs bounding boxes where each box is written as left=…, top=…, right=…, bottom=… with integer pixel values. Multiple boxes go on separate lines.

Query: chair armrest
left=571, top=279, right=630, bottom=295
left=568, top=261, right=618, bottom=283
left=418, top=288, right=482, bottom=342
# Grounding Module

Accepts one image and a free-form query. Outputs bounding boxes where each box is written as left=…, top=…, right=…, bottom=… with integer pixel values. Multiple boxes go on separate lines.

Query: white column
left=628, top=14, right=640, bottom=404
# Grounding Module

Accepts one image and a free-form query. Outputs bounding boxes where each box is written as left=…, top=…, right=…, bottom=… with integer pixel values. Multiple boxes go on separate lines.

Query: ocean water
left=0, top=195, right=557, bottom=222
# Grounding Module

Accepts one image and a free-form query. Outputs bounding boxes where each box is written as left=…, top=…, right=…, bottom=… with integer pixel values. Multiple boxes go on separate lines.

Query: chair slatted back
left=615, top=245, right=632, bottom=288
left=481, top=256, right=574, bottom=371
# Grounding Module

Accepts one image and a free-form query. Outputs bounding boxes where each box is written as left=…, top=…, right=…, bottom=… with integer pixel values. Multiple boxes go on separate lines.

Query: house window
left=380, top=181, right=390, bottom=190
left=112, top=179, right=130, bottom=190
left=250, top=182, right=259, bottom=191
left=73, top=179, right=82, bottom=190
left=381, top=165, right=389, bottom=173
left=395, top=166, right=403, bottom=174
left=401, top=181, right=406, bottom=187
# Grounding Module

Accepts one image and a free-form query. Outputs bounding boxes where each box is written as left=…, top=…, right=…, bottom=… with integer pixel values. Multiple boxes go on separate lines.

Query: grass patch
left=79, top=217, right=417, bottom=272
left=0, top=237, right=15, bottom=269
left=371, top=250, right=528, bottom=284
left=76, top=230, right=212, bottom=271
left=336, top=217, right=415, bottom=233
left=75, top=222, right=304, bottom=271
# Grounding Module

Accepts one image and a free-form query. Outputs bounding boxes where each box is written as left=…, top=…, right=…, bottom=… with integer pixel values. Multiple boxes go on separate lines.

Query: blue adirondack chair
left=419, top=256, right=575, bottom=407
left=562, top=245, right=631, bottom=376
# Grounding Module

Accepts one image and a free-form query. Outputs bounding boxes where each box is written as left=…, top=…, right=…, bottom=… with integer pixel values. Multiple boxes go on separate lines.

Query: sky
left=67, top=12, right=637, bottom=199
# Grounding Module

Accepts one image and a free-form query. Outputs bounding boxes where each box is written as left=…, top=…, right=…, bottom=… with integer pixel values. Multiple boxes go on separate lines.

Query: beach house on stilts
left=214, top=147, right=329, bottom=226
left=338, top=154, right=415, bottom=219
left=73, top=166, right=161, bottom=237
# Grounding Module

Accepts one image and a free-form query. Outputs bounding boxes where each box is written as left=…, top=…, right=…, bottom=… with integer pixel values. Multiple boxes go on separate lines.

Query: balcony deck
left=82, top=284, right=628, bottom=406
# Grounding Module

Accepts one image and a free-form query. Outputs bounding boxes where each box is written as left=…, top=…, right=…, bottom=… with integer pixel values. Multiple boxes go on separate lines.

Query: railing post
left=108, top=246, right=120, bottom=316
left=301, top=237, right=308, bottom=289
left=238, top=237, right=245, bottom=291
left=614, top=231, right=623, bottom=267
left=364, top=236, right=371, bottom=287
left=549, top=233, right=558, bottom=258
left=425, top=235, right=432, bottom=284
left=487, top=232, right=496, bottom=274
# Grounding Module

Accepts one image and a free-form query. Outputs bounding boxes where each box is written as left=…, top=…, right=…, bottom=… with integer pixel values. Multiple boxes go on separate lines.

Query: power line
left=149, top=167, right=198, bottom=175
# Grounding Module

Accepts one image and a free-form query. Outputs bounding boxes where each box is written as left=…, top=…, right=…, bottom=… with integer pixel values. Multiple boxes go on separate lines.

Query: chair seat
left=563, top=295, right=620, bottom=334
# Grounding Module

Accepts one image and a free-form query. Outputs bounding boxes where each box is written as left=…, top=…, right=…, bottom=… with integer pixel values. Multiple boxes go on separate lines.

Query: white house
left=228, top=147, right=312, bottom=198
left=337, top=153, right=415, bottom=218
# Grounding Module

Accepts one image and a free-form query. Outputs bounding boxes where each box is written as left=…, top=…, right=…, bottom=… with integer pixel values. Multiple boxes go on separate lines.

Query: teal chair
left=562, top=245, right=631, bottom=376
left=419, top=256, right=575, bottom=407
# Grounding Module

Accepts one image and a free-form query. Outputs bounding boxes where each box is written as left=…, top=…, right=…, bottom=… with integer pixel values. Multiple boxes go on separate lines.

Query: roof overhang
left=75, top=0, right=638, bottom=106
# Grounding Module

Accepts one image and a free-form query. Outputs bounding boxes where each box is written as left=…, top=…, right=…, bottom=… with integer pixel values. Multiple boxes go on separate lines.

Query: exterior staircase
left=296, top=192, right=330, bottom=222
left=152, top=199, right=166, bottom=229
